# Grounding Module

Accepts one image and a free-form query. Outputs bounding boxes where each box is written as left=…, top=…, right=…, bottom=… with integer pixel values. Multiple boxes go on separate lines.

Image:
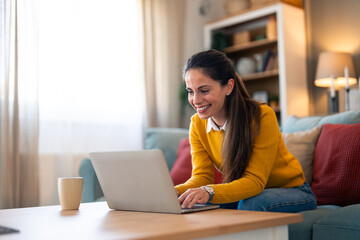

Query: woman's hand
left=174, top=188, right=180, bottom=197
left=178, top=187, right=210, bottom=208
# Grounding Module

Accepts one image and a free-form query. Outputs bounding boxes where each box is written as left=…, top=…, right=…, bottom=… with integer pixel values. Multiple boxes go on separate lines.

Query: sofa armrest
left=145, top=127, right=189, bottom=170
left=79, top=158, right=104, bottom=203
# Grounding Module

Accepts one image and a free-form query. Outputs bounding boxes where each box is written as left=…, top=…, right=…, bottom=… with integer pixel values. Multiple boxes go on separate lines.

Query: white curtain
left=141, top=0, right=185, bottom=128
left=0, top=0, right=40, bottom=208
left=38, top=0, right=145, bottom=205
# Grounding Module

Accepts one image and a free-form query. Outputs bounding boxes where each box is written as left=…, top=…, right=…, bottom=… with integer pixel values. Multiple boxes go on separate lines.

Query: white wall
left=181, top=0, right=227, bottom=127
left=183, top=0, right=227, bottom=63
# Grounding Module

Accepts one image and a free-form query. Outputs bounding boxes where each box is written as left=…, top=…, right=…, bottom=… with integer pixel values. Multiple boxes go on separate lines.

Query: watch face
left=204, top=186, right=214, bottom=201
left=205, top=186, right=214, bottom=195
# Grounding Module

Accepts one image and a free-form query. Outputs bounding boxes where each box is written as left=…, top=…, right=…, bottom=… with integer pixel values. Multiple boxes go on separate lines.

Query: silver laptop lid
left=90, top=150, right=185, bottom=214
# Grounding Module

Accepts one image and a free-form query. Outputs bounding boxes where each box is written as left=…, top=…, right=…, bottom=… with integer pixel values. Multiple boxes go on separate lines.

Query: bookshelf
left=204, top=3, right=309, bottom=127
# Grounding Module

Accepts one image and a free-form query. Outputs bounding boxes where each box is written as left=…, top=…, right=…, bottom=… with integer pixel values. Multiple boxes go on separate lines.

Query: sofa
left=282, top=110, right=360, bottom=240
left=79, top=109, right=360, bottom=240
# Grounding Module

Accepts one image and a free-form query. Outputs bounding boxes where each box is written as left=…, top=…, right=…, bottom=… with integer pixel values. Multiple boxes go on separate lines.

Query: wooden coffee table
left=0, top=201, right=302, bottom=239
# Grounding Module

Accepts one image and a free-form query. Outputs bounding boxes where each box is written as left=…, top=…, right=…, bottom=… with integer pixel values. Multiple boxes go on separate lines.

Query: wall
left=181, top=0, right=227, bottom=127
left=305, top=0, right=360, bottom=115
left=183, top=0, right=227, bottom=62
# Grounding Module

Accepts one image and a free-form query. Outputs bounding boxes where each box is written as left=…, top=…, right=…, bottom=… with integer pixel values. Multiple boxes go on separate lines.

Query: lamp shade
left=315, top=52, right=357, bottom=88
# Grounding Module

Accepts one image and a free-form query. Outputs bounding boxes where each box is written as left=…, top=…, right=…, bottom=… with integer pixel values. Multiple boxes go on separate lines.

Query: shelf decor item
left=225, top=0, right=250, bottom=15
left=253, top=53, right=264, bottom=72
left=252, top=90, right=269, bottom=104
left=236, top=57, right=256, bottom=76
left=266, top=16, right=277, bottom=40
left=211, top=33, right=228, bottom=52
left=233, top=31, right=251, bottom=46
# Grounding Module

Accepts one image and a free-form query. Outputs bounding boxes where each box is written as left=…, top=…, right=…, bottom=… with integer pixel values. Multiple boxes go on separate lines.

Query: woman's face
left=185, top=69, right=234, bottom=127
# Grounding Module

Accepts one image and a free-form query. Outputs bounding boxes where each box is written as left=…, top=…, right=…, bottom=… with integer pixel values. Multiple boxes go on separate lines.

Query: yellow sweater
left=175, top=105, right=305, bottom=204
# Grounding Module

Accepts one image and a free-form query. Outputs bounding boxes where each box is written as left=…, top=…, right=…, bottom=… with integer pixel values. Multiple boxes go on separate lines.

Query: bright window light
left=38, top=0, right=144, bottom=153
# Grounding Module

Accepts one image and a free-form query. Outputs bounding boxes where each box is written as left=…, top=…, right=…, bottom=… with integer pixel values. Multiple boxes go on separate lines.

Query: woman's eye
left=201, top=89, right=209, bottom=94
left=187, top=90, right=194, bottom=95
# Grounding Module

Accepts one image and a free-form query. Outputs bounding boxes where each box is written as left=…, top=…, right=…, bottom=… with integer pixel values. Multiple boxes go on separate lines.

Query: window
left=38, top=0, right=144, bottom=154
left=38, top=0, right=144, bottom=205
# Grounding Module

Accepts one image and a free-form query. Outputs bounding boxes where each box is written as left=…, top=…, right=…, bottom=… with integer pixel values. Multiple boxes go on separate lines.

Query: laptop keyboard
left=182, top=204, right=209, bottom=210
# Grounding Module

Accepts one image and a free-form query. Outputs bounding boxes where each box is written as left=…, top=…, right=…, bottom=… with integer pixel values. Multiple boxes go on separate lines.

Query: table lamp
left=315, top=51, right=357, bottom=113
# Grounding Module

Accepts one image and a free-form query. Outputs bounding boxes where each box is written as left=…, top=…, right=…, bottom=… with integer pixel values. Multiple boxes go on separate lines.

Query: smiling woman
left=176, top=50, right=317, bottom=213
left=38, top=0, right=144, bottom=205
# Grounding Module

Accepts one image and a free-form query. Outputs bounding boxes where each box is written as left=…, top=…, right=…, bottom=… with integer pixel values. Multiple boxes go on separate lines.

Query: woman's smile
left=196, top=104, right=210, bottom=113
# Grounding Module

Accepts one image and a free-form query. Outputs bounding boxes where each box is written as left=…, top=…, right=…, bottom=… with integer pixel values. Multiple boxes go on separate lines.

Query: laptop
left=89, top=149, right=220, bottom=214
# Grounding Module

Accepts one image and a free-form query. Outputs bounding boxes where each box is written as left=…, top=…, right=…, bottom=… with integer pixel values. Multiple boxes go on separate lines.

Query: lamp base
left=328, top=91, right=339, bottom=113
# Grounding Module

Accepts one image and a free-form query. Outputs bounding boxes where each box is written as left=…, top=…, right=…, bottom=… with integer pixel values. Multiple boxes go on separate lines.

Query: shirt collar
left=206, top=118, right=227, bottom=133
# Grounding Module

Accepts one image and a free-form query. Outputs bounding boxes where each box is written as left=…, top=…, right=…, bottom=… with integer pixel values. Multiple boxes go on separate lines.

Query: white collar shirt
left=206, top=118, right=227, bottom=133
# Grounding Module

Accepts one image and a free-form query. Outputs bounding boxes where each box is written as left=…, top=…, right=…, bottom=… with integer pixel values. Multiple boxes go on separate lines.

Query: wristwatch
left=202, top=186, right=215, bottom=201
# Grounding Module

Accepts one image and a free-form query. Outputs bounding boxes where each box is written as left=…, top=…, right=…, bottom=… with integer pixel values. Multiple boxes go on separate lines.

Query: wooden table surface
left=0, top=201, right=302, bottom=240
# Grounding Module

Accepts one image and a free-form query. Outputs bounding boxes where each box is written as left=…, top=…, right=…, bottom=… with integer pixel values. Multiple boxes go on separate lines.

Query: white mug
left=58, top=177, right=83, bottom=210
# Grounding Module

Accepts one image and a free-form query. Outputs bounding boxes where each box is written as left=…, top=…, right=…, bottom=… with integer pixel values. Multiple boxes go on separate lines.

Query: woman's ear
left=226, top=79, right=235, bottom=95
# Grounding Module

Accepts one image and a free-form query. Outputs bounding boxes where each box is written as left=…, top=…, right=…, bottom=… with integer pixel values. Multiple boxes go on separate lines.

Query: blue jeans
left=219, top=182, right=317, bottom=213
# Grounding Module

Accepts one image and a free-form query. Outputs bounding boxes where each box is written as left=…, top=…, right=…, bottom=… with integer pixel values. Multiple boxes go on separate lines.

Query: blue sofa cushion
left=145, top=128, right=188, bottom=170
left=313, top=204, right=360, bottom=240
left=289, top=208, right=334, bottom=240
left=283, top=110, right=360, bottom=133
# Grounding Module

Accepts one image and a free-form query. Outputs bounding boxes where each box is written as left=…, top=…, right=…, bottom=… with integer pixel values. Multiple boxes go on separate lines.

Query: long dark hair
left=183, top=49, right=261, bottom=183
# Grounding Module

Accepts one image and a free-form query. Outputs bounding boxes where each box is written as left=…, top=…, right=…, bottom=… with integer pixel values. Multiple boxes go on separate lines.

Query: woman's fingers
left=174, top=188, right=180, bottom=197
left=178, top=189, right=190, bottom=203
left=182, top=191, right=198, bottom=208
left=178, top=187, right=210, bottom=208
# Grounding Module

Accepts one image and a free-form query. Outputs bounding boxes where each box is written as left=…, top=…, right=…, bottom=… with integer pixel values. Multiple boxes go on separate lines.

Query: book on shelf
left=261, top=47, right=278, bottom=72
left=261, top=49, right=272, bottom=72
left=265, top=48, right=278, bottom=71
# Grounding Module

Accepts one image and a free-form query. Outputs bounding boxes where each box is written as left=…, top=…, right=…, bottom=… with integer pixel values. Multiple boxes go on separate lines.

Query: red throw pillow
left=311, top=123, right=360, bottom=206
left=170, top=138, right=223, bottom=185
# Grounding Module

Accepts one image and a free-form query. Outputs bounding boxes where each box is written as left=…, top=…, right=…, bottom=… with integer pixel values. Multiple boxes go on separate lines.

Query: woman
left=175, top=49, right=316, bottom=212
